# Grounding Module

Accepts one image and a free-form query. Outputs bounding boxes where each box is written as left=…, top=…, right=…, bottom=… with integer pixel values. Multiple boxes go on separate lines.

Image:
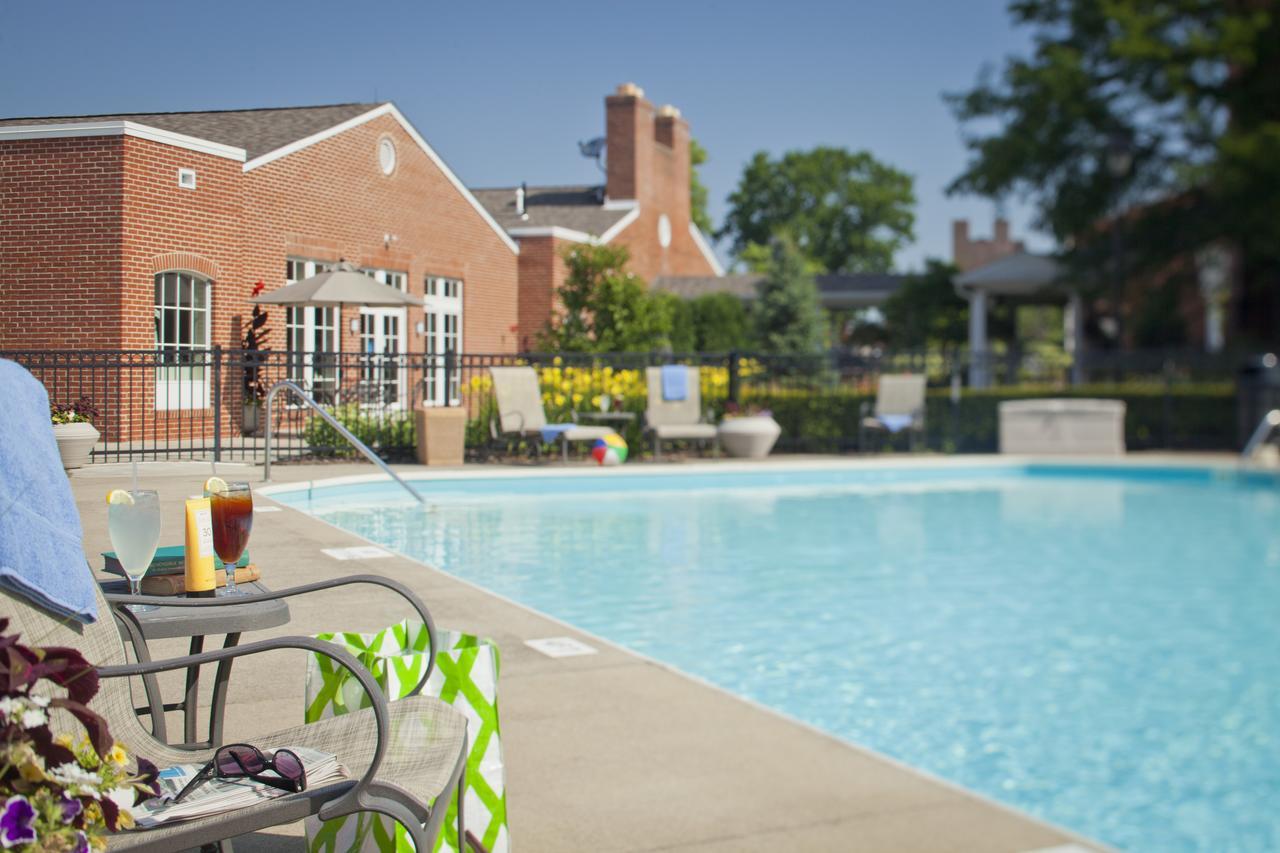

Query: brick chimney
left=606, top=82, right=655, bottom=202
left=654, top=104, right=691, bottom=222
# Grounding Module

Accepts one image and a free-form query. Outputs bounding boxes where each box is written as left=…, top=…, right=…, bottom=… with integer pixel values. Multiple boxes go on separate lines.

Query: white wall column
left=968, top=289, right=989, bottom=388
left=1066, top=290, right=1085, bottom=385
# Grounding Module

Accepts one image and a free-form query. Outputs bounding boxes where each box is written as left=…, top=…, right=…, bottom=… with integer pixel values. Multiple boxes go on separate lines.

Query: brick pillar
left=606, top=83, right=655, bottom=202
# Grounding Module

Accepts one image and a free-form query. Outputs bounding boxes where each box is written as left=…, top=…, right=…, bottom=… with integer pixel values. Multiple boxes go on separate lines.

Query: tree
left=690, top=292, right=750, bottom=351
left=655, top=291, right=697, bottom=352
left=537, top=244, right=673, bottom=352
left=689, top=138, right=713, bottom=235
left=880, top=260, right=968, bottom=350
left=752, top=236, right=825, bottom=354
left=947, top=0, right=1280, bottom=340
left=718, top=147, right=915, bottom=274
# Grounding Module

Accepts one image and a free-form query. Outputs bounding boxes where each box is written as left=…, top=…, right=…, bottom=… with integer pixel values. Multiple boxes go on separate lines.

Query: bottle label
left=194, top=507, right=213, bottom=556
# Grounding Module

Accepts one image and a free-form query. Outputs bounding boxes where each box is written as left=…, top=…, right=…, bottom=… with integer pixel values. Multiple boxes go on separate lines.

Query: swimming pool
left=269, top=462, right=1280, bottom=852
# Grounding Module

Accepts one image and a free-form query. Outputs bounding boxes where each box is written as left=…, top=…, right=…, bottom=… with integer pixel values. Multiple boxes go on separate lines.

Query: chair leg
left=654, top=436, right=662, bottom=461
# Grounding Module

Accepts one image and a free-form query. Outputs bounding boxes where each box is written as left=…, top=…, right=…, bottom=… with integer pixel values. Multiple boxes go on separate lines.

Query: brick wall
left=952, top=218, right=1025, bottom=273
left=0, top=136, right=126, bottom=349
left=515, top=235, right=570, bottom=349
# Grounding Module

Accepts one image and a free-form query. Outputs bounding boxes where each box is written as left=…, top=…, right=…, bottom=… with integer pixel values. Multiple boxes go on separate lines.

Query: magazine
left=132, top=746, right=347, bottom=827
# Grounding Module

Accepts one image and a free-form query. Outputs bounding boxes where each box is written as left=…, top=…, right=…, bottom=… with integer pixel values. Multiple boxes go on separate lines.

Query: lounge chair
left=644, top=366, right=718, bottom=459
left=8, top=576, right=471, bottom=851
left=488, top=365, right=612, bottom=461
left=859, top=373, right=927, bottom=452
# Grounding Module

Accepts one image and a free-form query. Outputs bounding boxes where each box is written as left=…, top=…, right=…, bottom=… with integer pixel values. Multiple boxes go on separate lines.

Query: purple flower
left=60, top=793, right=83, bottom=824
left=0, top=795, right=36, bottom=848
left=72, top=830, right=89, bottom=853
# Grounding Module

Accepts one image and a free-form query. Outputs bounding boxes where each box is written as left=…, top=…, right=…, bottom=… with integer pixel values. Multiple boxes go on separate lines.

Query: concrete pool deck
left=63, top=455, right=1190, bottom=852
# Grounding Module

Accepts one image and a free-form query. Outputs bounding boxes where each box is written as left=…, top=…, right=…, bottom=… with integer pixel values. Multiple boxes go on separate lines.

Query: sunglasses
left=174, top=744, right=306, bottom=803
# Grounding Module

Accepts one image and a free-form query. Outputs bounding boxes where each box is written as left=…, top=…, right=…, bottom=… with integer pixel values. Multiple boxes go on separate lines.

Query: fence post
left=212, top=345, right=222, bottom=462
left=727, top=351, right=741, bottom=406
left=444, top=349, right=456, bottom=407
left=1163, top=356, right=1174, bottom=449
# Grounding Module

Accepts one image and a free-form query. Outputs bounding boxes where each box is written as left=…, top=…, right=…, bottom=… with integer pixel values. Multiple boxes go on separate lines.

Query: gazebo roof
left=954, top=251, right=1066, bottom=297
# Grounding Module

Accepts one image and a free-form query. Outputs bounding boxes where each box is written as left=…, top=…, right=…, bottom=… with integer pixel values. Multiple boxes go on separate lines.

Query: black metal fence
left=4, top=346, right=1246, bottom=463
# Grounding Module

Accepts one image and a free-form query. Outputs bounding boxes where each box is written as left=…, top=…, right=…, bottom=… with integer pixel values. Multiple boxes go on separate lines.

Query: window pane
left=163, top=273, right=177, bottom=306
left=194, top=279, right=207, bottom=310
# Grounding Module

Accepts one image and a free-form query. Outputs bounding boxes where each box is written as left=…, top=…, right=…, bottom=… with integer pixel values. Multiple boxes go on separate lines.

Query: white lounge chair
left=859, top=373, right=927, bottom=452
left=644, top=366, right=718, bottom=459
left=488, top=366, right=613, bottom=462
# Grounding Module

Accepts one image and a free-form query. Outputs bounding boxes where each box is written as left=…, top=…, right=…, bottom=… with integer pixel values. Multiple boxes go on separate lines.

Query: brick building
left=473, top=83, right=723, bottom=347
left=0, top=103, right=520, bottom=435
left=952, top=217, right=1025, bottom=273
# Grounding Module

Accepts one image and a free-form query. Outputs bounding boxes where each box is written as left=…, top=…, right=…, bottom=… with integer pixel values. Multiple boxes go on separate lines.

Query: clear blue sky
left=0, top=0, right=1048, bottom=271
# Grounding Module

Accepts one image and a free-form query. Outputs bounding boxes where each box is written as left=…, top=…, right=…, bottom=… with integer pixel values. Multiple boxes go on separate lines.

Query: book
left=102, top=545, right=250, bottom=577
left=137, top=565, right=260, bottom=596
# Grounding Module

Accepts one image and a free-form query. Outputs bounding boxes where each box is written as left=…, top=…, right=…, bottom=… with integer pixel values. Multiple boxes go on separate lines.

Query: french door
left=358, top=307, right=406, bottom=407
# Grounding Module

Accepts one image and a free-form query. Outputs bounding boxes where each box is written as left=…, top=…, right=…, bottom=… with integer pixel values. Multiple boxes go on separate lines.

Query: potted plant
left=718, top=401, right=781, bottom=458
left=50, top=396, right=100, bottom=470
left=241, top=281, right=271, bottom=436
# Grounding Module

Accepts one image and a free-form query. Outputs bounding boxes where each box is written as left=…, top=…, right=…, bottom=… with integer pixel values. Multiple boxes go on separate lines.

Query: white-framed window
left=284, top=258, right=340, bottom=403
left=363, top=268, right=406, bottom=291
left=349, top=269, right=408, bottom=407
left=154, top=271, right=211, bottom=410
left=424, top=275, right=463, bottom=406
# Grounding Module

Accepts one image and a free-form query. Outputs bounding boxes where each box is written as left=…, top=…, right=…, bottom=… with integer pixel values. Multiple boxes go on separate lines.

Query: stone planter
left=415, top=406, right=467, bottom=466
left=242, top=402, right=262, bottom=436
left=717, top=415, right=781, bottom=459
left=51, top=421, right=99, bottom=469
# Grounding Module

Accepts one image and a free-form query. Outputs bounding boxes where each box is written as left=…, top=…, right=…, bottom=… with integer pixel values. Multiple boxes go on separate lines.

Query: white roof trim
left=0, top=121, right=247, bottom=161
left=602, top=197, right=639, bottom=211
left=508, top=226, right=595, bottom=244
left=598, top=205, right=641, bottom=244
left=244, top=102, right=519, bottom=255
left=688, top=223, right=726, bottom=276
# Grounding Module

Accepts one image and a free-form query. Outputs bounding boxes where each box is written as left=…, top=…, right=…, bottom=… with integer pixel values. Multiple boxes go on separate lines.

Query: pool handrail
left=1241, top=409, right=1280, bottom=461
left=262, top=380, right=426, bottom=504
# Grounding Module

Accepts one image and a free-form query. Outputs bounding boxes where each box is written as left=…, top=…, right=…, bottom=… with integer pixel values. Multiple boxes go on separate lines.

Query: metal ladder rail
left=1241, top=409, right=1280, bottom=461
left=263, top=380, right=426, bottom=504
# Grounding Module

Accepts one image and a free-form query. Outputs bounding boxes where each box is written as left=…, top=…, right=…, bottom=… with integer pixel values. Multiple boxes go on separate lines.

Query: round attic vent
left=657, top=214, right=672, bottom=249
left=378, top=137, right=397, bottom=175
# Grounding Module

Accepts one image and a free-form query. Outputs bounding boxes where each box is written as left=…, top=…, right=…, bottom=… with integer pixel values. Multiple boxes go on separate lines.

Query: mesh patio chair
left=8, top=575, right=470, bottom=852
left=488, top=366, right=612, bottom=461
left=644, top=367, right=718, bottom=460
left=859, top=373, right=927, bottom=452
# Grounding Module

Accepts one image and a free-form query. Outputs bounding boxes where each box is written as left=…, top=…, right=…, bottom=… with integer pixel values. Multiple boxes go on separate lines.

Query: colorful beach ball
left=591, top=432, right=628, bottom=466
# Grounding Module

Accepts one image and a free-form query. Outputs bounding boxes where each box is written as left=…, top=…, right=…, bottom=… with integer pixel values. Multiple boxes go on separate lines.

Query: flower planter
left=51, top=421, right=99, bottom=469
left=416, top=406, right=467, bottom=466
left=242, top=402, right=262, bottom=436
left=717, top=415, right=781, bottom=458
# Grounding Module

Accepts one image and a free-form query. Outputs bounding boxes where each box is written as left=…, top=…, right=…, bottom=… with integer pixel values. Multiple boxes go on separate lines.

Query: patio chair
left=644, top=366, right=718, bottom=460
left=859, top=373, right=927, bottom=452
left=8, top=575, right=471, bottom=852
left=488, top=365, right=612, bottom=462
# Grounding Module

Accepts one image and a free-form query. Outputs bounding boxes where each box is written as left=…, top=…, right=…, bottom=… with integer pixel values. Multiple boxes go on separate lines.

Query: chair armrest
left=98, top=635, right=389, bottom=808
left=102, top=574, right=438, bottom=695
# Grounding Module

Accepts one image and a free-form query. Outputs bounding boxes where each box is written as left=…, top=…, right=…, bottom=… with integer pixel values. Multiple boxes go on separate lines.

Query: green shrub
left=302, top=404, right=415, bottom=460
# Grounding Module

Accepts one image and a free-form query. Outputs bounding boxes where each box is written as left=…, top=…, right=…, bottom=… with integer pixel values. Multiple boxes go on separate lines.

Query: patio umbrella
left=252, top=261, right=424, bottom=307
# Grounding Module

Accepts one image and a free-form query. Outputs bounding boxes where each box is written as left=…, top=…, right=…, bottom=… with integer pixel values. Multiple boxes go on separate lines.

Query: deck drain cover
left=321, top=545, right=392, bottom=561
left=525, top=637, right=598, bottom=658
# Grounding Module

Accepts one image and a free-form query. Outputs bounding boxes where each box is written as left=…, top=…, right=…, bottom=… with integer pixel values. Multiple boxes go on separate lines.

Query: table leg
left=207, top=632, right=242, bottom=747
left=183, top=635, right=205, bottom=746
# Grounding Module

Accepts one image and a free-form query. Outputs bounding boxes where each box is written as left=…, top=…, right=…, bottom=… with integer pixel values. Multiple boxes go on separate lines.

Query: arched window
left=154, top=271, right=211, bottom=408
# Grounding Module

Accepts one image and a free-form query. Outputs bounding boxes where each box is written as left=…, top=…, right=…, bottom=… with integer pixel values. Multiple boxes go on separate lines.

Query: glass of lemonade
left=210, top=482, right=253, bottom=597
left=106, top=489, right=162, bottom=611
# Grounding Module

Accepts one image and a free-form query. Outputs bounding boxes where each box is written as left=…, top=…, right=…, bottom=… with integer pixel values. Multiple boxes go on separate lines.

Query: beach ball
left=591, top=432, right=628, bottom=466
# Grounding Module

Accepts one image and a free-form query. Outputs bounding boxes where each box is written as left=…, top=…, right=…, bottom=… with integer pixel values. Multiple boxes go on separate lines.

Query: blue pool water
left=272, top=464, right=1280, bottom=852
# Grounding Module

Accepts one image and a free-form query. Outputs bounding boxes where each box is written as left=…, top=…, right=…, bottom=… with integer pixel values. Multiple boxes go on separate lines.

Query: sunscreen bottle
left=184, top=496, right=217, bottom=597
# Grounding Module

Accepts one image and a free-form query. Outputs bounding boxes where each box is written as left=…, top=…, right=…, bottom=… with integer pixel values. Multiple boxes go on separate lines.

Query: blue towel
left=877, top=414, right=914, bottom=434
left=0, top=360, right=98, bottom=623
left=661, top=365, right=688, bottom=402
left=540, top=424, right=576, bottom=444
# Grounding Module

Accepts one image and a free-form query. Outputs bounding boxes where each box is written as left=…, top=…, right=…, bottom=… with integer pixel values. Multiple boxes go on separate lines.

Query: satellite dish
left=578, top=136, right=606, bottom=173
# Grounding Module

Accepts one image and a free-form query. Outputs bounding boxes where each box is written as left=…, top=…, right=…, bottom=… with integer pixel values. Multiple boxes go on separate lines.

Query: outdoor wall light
left=349, top=318, right=360, bottom=333
left=415, top=321, right=426, bottom=335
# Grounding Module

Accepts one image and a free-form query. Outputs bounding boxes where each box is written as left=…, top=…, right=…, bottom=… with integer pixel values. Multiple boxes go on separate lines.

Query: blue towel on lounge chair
left=0, top=360, right=98, bottom=623
left=661, top=365, right=688, bottom=401
left=540, top=424, right=576, bottom=444
left=877, top=414, right=914, bottom=434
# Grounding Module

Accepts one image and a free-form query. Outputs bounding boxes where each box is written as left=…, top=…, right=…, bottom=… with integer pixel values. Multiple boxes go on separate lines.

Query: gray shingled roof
left=652, top=273, right=905, bottom=308
left=470, top=184, right=631, bottom=236
left=0, top=103, right=382, bottom=160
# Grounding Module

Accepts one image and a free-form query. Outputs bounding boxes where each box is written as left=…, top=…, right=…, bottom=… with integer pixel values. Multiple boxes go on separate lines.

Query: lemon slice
left=204, top=476, right=229, bottom=496
left=105, top=489, right=134, bottom=506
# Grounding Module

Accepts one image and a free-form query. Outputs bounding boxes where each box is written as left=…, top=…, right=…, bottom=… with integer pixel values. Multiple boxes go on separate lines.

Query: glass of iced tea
left=210, top=482, right=253, bottom=596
